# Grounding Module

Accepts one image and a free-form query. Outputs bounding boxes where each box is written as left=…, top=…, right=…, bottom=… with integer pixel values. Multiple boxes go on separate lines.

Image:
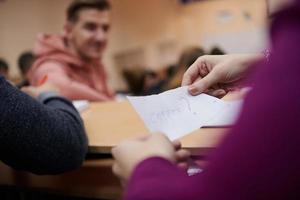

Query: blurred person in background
left=27, top=0, right=114, bottom=101
left=17, top=51, right=35, bottom=88
left=166, top=47, right=205, bottom=90
left=209, top=46, right=225, bottom=55
left=0, top=59, right=9, bottom=80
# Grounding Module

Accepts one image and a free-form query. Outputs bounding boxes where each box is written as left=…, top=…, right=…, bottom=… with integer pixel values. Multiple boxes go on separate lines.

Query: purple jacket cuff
left=124, top=157, right=190, bottom=200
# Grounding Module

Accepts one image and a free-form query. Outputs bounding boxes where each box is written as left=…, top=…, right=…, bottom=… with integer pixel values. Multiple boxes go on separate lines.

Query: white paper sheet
left=128, top=87, right=242, bottom=140
left=203, top=100, right=243, bottom=127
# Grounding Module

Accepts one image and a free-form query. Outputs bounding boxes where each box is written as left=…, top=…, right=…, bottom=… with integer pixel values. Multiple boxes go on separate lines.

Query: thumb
left=188, top=72, right=220, bottom=96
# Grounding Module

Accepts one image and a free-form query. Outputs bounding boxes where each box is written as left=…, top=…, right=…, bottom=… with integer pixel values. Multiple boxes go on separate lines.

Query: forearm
left=30, top=63, right=112, bottom=101
left=0, top=78, right=88, bottom=175
left=37, top=91, right=83, bottom=125
left=228, top=54, right=265, bottom=87
left=231, top=54, right=264, bottom=76
left=239, top=53, right=264, bottom=65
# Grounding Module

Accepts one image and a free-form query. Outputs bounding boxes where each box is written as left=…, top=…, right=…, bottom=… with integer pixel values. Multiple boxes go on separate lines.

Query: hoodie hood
left=27, top=33, right=115, bottom=101
left=32, top=34, right=85, bottom=68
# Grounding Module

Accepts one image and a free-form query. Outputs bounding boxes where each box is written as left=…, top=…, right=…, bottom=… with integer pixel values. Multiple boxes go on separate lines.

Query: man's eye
left=84, top=24, right=97, bottom=31
left=102, top=25, right=110, bottom=33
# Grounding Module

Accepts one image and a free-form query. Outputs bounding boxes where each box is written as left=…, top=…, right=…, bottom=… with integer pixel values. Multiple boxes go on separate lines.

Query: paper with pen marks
left=127, top=87, right=242, bottom=140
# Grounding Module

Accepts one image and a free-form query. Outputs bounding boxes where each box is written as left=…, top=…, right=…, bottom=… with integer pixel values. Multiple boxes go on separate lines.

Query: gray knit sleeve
left=0, top=77, right=88, bottom=175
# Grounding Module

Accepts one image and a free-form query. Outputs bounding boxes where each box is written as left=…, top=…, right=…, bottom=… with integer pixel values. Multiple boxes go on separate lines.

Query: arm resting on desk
left=30, top=61, right=112, bottom=101
left=0, top=77, right=88, bottom=175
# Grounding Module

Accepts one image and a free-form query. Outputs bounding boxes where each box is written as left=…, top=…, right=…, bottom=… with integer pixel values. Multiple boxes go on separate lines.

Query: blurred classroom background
left=0, top=0, right=268, bottom=96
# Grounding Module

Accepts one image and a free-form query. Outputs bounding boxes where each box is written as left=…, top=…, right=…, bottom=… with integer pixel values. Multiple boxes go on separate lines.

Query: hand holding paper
left=128, top=87, right=243, bottom=140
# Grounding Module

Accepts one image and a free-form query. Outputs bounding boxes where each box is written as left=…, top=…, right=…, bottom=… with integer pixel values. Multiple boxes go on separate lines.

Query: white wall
left=0, top=0, right=72, bottom=75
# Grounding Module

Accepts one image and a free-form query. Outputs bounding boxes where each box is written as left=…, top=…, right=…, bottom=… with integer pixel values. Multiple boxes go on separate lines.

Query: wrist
left=235, top=54, right=264, bottom=70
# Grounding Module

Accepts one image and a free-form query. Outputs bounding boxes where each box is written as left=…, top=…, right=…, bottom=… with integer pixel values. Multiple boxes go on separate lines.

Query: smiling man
left=28, top=0, right=115, bottom=101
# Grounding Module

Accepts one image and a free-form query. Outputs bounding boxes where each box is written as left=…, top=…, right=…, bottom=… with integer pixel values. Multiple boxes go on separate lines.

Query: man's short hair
left=67, top=0, right=111, bottom=23
left=0, top=59, right=9, bottom=72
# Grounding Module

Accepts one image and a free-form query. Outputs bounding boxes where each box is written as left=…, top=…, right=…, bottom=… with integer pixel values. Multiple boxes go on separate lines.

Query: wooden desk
left=83, top=96, right=240, bottom=155
left=0, top=159, right=121, bottom=199
left=0, top=92, right=242, bottom=199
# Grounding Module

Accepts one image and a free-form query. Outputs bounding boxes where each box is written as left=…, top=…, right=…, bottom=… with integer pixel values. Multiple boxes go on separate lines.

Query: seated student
left=27, top=0, right=114, bottom=101
left=166, top=47, right=205, bottom=90
left=209, top=46, right=225, bottom=55
left=17, top=51, right=35, bottom=88
left=0, top=76, right=88, bottom=175
left=0, top=59, right=9, bottom=80
left=112, top=0, right=300, bottom=199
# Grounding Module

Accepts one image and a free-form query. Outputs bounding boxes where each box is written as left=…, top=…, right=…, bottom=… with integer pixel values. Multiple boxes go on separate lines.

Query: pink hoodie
left=28, top=34, right=114, bottom=102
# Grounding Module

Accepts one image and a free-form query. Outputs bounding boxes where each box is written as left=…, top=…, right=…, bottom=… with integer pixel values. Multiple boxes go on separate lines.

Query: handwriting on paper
left=128, top=87, right=242, bottom=140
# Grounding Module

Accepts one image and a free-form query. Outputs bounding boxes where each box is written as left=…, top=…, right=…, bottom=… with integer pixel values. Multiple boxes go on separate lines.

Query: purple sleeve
left=124, top=6, right=300, bottom=200
left=124, top=157, right=201, bottom=200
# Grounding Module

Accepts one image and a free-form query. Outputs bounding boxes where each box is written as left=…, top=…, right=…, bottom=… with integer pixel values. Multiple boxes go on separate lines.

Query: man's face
left=67, top=9, right=110, bottom=61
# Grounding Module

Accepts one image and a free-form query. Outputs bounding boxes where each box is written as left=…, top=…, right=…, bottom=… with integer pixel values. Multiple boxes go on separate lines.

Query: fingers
left=175, top=149, right=191, bottom=162
left=188, top=71, right=221, bottom=96
left=111, top=146, right=118, bottom=158
left=182, top=56, right=222, bottom=96
left=182, top=57, right=206, bottom=86
left=177, top=162, right=189, bottom=170
left=112, top=162, right=123, bottom=179
left=175, top=149, right=190, bottom=171
left=206, top=89, right=227, bottom=98
left=149, top=135, right=189, bottom=162
left=112, top=163, right=127, bottom=187
left=199, top=62, right=209, bottom=77
left=172, top=140, right=181, bottom=151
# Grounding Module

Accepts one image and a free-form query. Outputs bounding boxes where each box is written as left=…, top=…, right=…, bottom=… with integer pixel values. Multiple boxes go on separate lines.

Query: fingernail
left=188, top=86, right=198, bottom=95
left=216, top=90, right=226, bottom=96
